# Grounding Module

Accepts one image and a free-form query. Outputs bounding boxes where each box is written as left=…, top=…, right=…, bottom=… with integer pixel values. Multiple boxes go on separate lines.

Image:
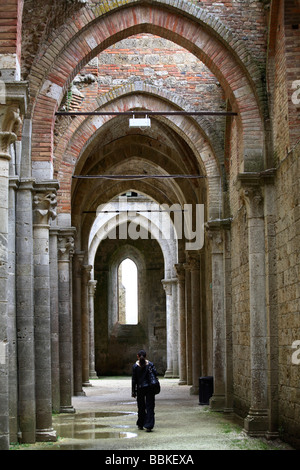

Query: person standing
left=132, top=349, right=158, bottom=432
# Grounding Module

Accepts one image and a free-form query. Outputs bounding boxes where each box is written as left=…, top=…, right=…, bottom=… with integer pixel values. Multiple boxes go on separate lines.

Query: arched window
left=118, top=258, right=138, bottom=325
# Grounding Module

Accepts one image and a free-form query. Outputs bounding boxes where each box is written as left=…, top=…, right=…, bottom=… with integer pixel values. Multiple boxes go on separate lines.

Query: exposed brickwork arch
left=73, top=155, right=195, bottom=254
left=0, top=0, right=23, bottom=79
left=29, top=2, right=266, bottom=176
left=73, top=155, right=189, bottom=217
left=54, top=82, right=224, bottom=171
left=28, top=0, right=265, bottom=108
left=56, top=92, right=221, bottom=218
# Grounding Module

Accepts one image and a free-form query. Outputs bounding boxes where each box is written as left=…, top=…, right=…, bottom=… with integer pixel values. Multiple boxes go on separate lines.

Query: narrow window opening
left=118, top=258, right=138, bottom=325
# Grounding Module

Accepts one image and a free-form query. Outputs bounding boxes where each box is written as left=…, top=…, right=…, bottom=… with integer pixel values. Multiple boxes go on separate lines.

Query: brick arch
left=73, top=151, right=197, bottom=216
left=29, top=0, right=264, bottom=108
left=56, top=93, right=220, bottom=218
left=74, top=156, right=194, bottom=256
left=30, top=2, right=266, bottom=177
left=54, top=82, right=225, bottom=171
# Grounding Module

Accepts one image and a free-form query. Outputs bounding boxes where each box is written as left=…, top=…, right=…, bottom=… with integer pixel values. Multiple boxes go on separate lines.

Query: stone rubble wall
left=275, top=143, right=300, bottom=449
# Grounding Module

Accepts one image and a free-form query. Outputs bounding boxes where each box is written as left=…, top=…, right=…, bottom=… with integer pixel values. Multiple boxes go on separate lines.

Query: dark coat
left=132, top=360, right=158, bottom=396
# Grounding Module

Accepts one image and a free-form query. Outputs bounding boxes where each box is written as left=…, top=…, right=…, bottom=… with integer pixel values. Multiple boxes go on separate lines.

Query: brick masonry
left=26, top=2, right=265, bottom=174
left=0, top=0, right=299, bottom=449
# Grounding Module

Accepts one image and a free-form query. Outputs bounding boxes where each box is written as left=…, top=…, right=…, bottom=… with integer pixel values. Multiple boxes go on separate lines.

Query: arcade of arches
left=0, top=0, right=299, bottom=450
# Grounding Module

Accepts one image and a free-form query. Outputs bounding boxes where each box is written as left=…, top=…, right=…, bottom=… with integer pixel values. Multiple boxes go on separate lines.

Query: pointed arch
left=29, top=1, right=266, bottom=182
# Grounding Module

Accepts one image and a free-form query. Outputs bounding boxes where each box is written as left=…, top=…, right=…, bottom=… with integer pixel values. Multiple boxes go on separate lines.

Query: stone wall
left=94, top=233, right=166, bottom=376
left=55, top=33, right=225, bottom=147
left=275, top=143, right=300, bottom=448
left=1, top=0, right=299, bottom=450
left=268, top=0, right=290, bottom=164
left=230, top=204, right=251, bottom=418
left=190, top=0, right=268, bottom=62
left=284, top=0, right=300, bottom=149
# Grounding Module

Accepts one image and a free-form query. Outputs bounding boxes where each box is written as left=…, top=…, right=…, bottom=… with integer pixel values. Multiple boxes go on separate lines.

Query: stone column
left=264, top=177, right=279, bottom=439
left=88, top=280, right=98, bottom=379
left=188, top=252, right=201, bottom=395
left=206, top=222, right=226, bottom=411
left=171, top=278, right=179, bottom=377
left=33, top=182, right=58, bottom=442
left=172, top=279, right=179, bottom=378
left=49, top=227, right=60, bottom=413
left=82, top=264, right=92, bottom=387
left=199, top=251, right=209, bottom=377
left=223, top=228, right=233, bottom=414
left=162, top=279, right=173, bottom=378
left=16, top=178, right=36, bottom=443
left=12, top=91, right=35, bottom=444
left=58, top=229, right=76, bottom=412
left=240, top=180, right=269, bottom=436
left=73, top=251, right=85, bottom=396
left=184, top=262, right=192, bottom=385
left=175, top=264, right=187, bottom=385
left=8, top=173, right=18, bottom=443
left=0, top=102, right=23, bottom=449
left=0, top=120, right=11, bottom=450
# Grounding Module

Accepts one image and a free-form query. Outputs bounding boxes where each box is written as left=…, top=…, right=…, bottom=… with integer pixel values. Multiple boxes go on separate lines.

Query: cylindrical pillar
left=175, top=264, right=187, bottom=385
left=162, top=279, right=173, bottom=378
left=33, top=184, right=58, bottom=442
left=224, top=228, right=233, bottom=414
left=82, top=264, right=92, bottom=387
left=16, top=179, right=36, bottom=443
left=0, top=103, right=23, bottom=449
left=49, top=227, right=60, bottom=413
left=184, top=262, right=192, bottom=385
left=0, top=151, right=11, bottom=450
left=189, top=253, right=201, bottom=395
left=8, top=174, right=18, bottom=442
left=171, top=278, right=179, bottom=377
left=72, top=252, right=85, bottom=396
left=88, top=280, right=98, bottom=379
left=207, top=226, right=226, bottom=411
left=242, top=185, right=269, bottom=436
left=58, top=229, right=76, bottom=412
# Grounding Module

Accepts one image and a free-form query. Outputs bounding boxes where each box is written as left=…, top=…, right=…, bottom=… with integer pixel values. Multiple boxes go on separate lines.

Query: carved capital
left=33, top=187, right=58, bottom=225
left=81, top=264, right=92, bottom=284
left=58, top=233, right=75, bottom=261
left=73, top=251, right=85, bottom=276
left=205, top=222, right=225, bottom=254
left=161, top=279, right=175, bottom=295
left=0, top=104, right=22, bottom=157
left=0, top=82, right=28, bottom=158
left=208, top=230, right=223, bottom=253
left=88, top=280, right=97, bottom=297
left=241, top=187, right=264, bottom=219
left=237, top=172, right=271, bottom=219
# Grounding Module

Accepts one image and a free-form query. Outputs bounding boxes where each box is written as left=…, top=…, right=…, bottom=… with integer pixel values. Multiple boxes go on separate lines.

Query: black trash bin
left=199, top=376, right=213, bottom=405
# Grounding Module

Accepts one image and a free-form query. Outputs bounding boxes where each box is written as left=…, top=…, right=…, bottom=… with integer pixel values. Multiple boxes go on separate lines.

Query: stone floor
left=11, top=377, right=294, bottom=452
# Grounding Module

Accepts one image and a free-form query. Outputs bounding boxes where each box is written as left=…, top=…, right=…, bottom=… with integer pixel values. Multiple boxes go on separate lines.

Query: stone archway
left=88, top=192, right=180, bottom=377
left=29, top=1, right=266, bottom=182
left=94, top=235, right=167, bottom=376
